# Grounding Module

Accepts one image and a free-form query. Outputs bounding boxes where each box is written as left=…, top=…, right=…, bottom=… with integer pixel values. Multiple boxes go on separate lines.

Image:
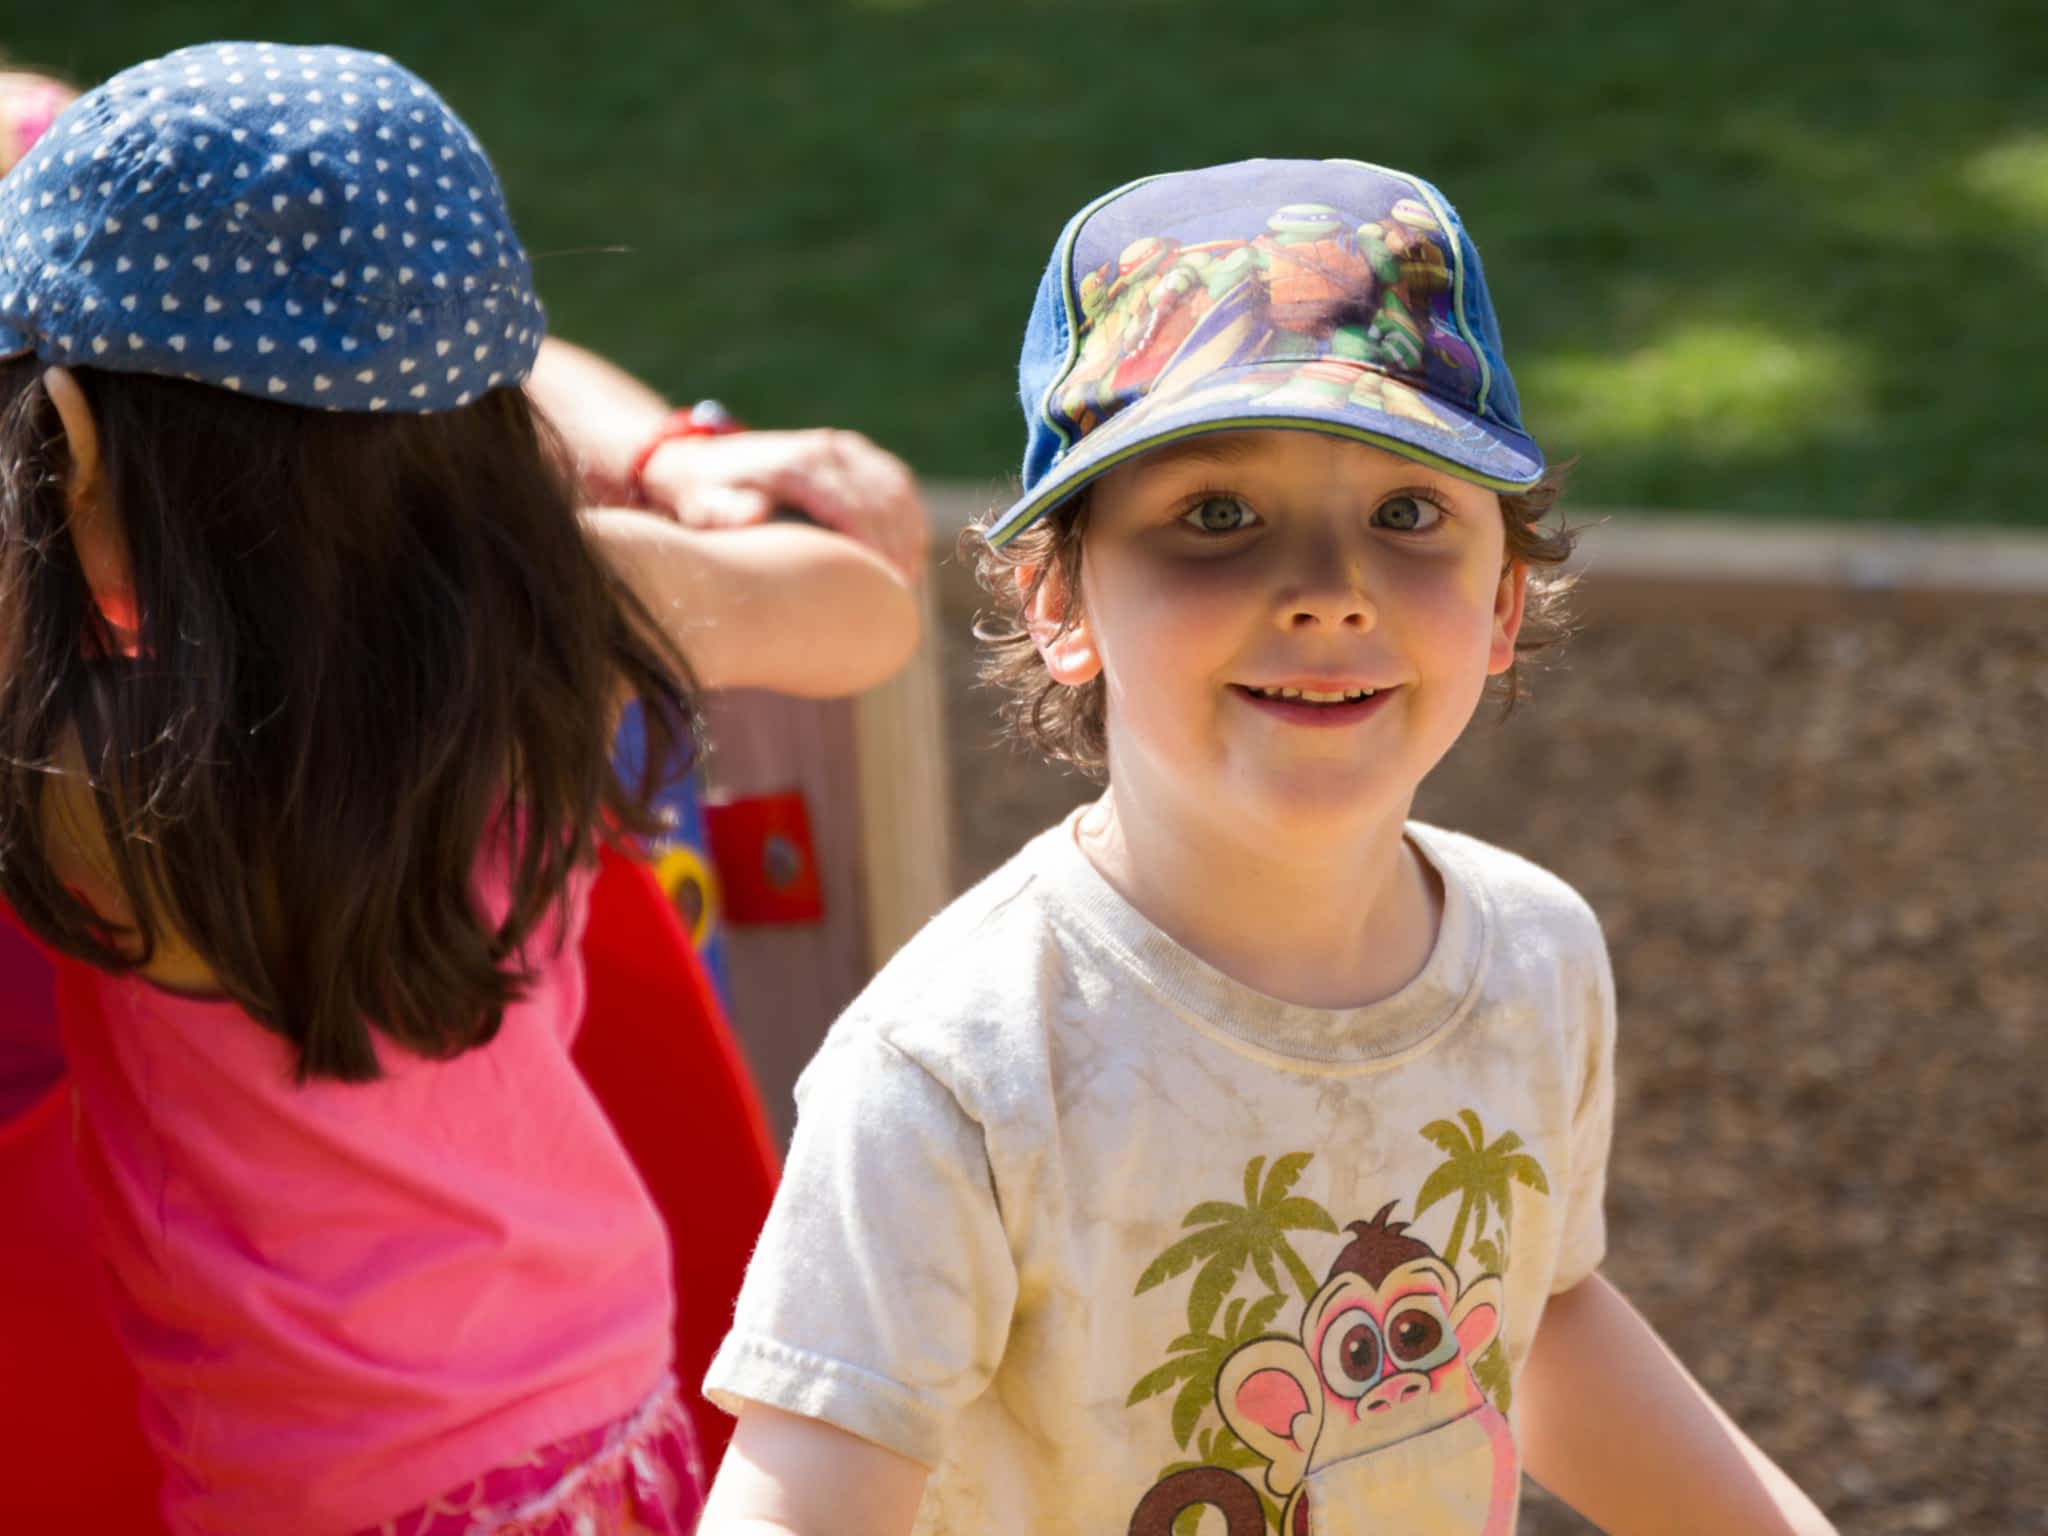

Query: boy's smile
left=1235, top=685, right=1394, bottom=728
left=1041, top=428, right=1527, bottom=850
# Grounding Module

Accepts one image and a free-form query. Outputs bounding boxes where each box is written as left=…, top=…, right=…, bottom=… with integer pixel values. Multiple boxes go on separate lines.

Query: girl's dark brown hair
left=0, top=358, right=697, bottom=1081
left=967, top=463, right=1579, bottom=777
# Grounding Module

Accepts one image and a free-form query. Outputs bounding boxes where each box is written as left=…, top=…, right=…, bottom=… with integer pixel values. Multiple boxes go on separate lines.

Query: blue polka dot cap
left=0, top=41, right=543, bottom=412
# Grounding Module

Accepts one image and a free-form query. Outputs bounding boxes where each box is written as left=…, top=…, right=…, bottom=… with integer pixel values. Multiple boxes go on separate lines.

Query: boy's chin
left=1217, top=765, right=1424, bottom=845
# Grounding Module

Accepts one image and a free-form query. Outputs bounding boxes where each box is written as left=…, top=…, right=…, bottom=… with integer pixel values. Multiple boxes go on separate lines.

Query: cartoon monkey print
left=1129, top=1204, right=1515, bottom=1536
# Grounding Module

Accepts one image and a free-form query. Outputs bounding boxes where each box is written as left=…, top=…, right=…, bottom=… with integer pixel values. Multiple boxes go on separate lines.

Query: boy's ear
left=42, top=366, right=139, bottom=646
left=1486, top=559, right=1529, bottom=676
left=1018, top=562, right=1102, bottom=686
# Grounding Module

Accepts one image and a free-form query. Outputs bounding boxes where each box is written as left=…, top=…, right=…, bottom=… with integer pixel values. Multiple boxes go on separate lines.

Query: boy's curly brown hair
left=966, top=464, right=1578, bottom=778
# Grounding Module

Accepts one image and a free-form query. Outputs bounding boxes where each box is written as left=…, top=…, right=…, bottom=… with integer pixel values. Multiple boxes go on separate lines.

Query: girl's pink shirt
left=56, top=866, right=675, bottom=1536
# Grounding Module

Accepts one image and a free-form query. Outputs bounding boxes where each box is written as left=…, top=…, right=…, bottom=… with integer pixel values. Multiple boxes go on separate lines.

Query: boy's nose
left=1279, top=557, right=1375, bottom=632
left=1286, top=596, right=1373, bottom=631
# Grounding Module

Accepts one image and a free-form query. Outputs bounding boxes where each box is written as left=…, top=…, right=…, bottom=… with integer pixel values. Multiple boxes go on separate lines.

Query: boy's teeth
left=1253, top=686, right=1377, bottom=702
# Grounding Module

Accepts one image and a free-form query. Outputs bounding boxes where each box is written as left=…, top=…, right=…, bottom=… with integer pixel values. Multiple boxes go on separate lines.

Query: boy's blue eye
left=1374, top=494, right=1442, bottom=532
left=1182, top=494, right=1256, bottom=533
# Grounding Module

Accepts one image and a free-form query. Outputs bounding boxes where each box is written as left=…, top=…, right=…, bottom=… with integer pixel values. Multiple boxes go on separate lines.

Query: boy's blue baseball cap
left=985, top=157, right=1544, bottom=547
left=0, top=41, right=542, bottom=413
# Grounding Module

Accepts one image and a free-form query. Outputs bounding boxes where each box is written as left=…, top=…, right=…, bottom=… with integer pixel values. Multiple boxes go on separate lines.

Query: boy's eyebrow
left=1126, top=434, right=1263, bottom=484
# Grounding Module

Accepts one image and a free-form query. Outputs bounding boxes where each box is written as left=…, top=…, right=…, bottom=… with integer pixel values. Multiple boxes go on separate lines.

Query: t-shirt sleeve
left=703, top=1027, right=1018, bottom=1467
left=1551, top=917, right=1617, bottom=1292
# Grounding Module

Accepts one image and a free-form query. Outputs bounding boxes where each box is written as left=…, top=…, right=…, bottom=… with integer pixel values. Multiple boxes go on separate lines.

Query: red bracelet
left=625, top=399, right=746, bottom=507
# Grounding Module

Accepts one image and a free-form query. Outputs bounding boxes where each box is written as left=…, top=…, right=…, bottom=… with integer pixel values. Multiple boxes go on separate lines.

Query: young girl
left=0, top=42, right=918, bottom=1536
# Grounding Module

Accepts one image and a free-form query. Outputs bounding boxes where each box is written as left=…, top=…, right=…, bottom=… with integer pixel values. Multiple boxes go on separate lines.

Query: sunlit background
left=10, top=0, right=2045, bottom=522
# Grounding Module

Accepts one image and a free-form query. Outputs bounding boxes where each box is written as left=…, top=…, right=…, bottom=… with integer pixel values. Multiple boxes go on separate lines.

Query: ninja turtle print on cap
left=988, top=158, right=1544, bottom=547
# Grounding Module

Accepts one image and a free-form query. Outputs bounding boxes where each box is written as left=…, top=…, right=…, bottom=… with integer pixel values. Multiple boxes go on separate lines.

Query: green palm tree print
left=1414, top=1108, right=1550, bottom=1268
left=1416, top=1109, right=1550, bottom=1414
left=1126, top=1290, right=1290, bottom=1450
left=1132, top=1152, right=1340, bottom=1334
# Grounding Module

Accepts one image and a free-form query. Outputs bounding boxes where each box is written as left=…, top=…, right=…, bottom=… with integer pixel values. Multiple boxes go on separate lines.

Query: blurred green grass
left=8, top=0, right=2046, bottom=523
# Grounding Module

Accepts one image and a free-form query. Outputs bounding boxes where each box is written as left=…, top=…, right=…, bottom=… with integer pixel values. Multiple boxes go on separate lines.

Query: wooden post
left=853, top=574, right=954, bottom=971
left=697, top=575, right=951, bottom=1144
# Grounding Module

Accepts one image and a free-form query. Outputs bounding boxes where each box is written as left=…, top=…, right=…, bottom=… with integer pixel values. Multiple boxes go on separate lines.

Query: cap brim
left=984, top=358, right=1543, bottom=548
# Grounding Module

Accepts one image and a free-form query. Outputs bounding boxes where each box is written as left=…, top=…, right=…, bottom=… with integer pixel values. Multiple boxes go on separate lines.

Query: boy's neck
left=1073, top=785, right=1442, bottom=1012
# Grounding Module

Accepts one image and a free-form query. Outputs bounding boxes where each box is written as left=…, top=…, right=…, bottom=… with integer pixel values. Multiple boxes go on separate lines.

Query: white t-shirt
left=707, top=813, right=1616, bottom=1536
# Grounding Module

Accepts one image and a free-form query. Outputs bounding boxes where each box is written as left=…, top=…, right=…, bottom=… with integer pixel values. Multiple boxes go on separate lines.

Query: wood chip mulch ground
left=937, top=560, right=2047, bottom=1535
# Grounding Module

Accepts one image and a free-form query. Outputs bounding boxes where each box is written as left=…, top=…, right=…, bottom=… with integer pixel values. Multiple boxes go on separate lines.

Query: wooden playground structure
left=693, top=571, right=952, bottom=1142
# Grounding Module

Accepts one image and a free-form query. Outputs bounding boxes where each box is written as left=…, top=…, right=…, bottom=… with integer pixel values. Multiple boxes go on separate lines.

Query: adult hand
left=640, top=427, right=929, bottom=584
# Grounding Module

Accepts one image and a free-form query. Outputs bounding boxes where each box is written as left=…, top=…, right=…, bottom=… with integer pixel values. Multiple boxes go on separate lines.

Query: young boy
left=698, top=158, right=1836, bottom=1535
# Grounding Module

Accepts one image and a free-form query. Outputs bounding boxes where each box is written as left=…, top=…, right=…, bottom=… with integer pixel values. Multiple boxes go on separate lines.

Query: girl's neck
left=45, top=731, right=223, bottom=996
left=1074, top=783, right=1441, bottom=1012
